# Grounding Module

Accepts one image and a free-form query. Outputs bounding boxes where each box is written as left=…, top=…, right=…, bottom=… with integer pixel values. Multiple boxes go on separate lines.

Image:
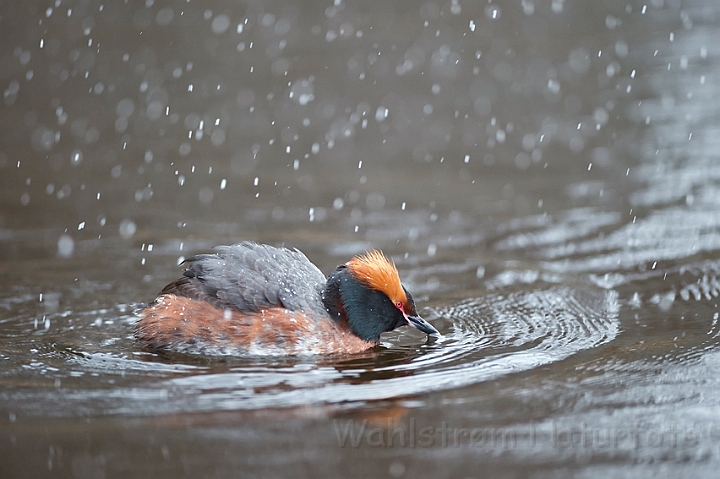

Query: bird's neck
left=322, top=266, right=388, bottom=343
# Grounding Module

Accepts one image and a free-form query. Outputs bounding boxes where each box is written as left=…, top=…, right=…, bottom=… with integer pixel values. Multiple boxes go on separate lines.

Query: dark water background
left=3, top=0, right=720, bottom=477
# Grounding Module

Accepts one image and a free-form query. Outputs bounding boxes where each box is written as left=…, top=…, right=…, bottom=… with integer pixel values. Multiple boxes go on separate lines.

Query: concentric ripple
left=0, top=285, right=620, bottom=417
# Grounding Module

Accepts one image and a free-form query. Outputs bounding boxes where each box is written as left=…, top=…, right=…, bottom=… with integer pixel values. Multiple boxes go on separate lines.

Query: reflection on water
left=3, top=0, right=720, bottom=477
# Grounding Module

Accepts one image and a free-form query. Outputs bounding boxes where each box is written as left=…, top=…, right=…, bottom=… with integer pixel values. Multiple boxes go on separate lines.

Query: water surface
left=2, top=1, right=720, bottom=478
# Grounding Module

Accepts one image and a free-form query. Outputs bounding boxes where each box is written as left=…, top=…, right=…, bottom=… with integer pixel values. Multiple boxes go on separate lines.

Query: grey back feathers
left=160, top=242, right=327, bottom=315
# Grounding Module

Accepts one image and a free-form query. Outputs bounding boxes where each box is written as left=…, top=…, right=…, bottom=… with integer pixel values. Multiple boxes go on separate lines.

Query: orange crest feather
left=347, top=250, right=407, bottom=304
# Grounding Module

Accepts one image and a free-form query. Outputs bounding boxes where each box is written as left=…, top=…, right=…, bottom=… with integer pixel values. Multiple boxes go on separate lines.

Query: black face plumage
left=322, top=266, right=407, bottom=342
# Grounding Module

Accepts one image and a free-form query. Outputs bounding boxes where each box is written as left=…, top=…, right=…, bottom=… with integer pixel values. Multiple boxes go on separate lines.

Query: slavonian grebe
left=135, top=242, right=439, bottom=355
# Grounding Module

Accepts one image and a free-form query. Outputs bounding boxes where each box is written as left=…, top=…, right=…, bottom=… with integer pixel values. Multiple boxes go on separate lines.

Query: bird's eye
left=395, top=301, right=403, bottom=309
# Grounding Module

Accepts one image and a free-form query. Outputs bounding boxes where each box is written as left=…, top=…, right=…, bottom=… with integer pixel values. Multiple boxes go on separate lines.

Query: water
left=2, top=1, right=720, bottom=477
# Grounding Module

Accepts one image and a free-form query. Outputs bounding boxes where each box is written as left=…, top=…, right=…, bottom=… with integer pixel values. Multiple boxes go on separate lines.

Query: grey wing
left=160, top=242, right=327, bottom=314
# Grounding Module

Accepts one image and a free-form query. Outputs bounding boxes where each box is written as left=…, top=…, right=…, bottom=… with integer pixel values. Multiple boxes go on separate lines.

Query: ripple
left=0, top=286, right=619, bottom=416
left=158, top=287, right=618, bottom=409
left=159, top=286, right=618, bottom=412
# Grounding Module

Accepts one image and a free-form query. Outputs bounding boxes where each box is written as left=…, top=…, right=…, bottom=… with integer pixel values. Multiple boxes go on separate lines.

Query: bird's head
left=322, top=250, right=440, bottom=342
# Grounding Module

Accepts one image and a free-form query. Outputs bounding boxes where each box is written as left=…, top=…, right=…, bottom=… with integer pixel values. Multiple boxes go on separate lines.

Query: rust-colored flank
left=136, top=294, right=375, bottom=356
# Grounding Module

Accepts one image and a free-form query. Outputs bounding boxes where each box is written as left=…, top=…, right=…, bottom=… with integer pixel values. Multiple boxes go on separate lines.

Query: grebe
left=135, top=242, right=439, bottom=355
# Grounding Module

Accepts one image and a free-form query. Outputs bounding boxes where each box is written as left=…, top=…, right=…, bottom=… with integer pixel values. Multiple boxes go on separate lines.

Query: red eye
left=395, top=301, right=403, bottom=309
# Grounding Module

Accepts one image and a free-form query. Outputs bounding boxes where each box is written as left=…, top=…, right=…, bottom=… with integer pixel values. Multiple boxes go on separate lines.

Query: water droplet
left=211, top=14, right=230, bottom=34
left=57, top=234, right=74, bottom=257
left=119, top=219, right=137, bottom=239
left=71, top=150, right=83, bottom=165
left=485, top=5, right=501, bottom=20
left=547, top=79, right=561, bottom=94
left=521, top=0, right=535, bottom=15
left=375, top=106, right=388, bottom=122
left=116, top=98, right=135, bottom=118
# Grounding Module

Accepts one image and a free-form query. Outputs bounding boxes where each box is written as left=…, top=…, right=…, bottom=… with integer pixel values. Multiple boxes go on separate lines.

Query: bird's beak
left=405, top=314, right=441, bottom=336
